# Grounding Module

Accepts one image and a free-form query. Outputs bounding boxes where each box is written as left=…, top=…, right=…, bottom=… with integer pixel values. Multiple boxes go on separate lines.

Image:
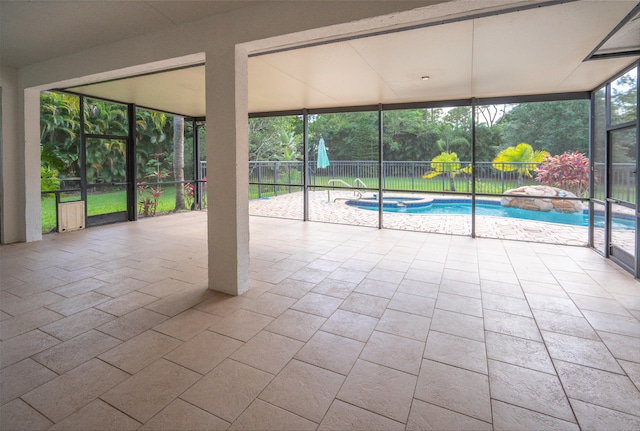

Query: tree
left=498, top=100, right=589, bottom=156
left=40, top=91, right=80, bottom=175
left=493, top=143, right=549, bottom=187
left=423, top=151, right=468, bottom=192
left=173, top=116, right=185, bottom=210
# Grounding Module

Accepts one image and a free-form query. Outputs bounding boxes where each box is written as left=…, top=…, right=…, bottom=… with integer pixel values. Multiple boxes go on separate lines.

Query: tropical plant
left=492, top=143, right=549, bottom=187
left=40, top=166, right=60, bottom=193
left=423, top=151, right=468, bottom=191
left=535, top=151, right=590, bottom=197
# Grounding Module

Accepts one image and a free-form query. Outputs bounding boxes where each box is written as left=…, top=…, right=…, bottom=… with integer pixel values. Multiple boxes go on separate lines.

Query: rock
left=501, top=186, right=582, bottom=213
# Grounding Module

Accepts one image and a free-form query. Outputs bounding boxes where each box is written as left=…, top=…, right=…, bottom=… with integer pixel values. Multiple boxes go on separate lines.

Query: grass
left=41, top=184, right=187, bottom=233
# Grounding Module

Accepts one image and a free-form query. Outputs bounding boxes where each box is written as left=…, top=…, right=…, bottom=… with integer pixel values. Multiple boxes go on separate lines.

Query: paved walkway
left=250, top=191, right=601, bottom=246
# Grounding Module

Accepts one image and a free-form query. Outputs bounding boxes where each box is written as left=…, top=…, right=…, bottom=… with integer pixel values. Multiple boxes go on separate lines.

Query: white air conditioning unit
left=58, top=201, right=85, bottom=232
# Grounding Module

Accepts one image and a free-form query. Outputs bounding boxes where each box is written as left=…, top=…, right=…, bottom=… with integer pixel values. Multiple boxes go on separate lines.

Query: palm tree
left=492, top=143, right=549, bottom=187
left=423, top=151, right=467, bottom=192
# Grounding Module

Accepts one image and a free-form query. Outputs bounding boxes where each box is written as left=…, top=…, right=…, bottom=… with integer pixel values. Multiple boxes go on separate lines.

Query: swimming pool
left=345, top=197, right=636, bottom=230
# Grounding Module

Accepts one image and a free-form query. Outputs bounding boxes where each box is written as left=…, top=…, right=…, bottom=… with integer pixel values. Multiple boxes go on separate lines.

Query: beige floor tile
left=321, top=309, right=378, bottom=342
left=289, top=267, right=331, bottom=284
left=425, top=330, right=487, bottom=374
left=49, top=399, right=141, bottom=430
left=267, top=278, right=315, bottom=299
left=96, top=308, right=168, bottom=341
left=0, top=291, right=64, bottom=316
left=22, top=358, right=129, bottom=423
left=387, top=291, right=435, bottom=317
left=532, top=308, right=600, bottom=340
left=436, top=292, right=483, bottom=317
left=231, top=330, right=302, bottom=374
left=94, top=277, right=149, bottom=298
left=251, top=266, right=295, bottom=284
left=354, top=278, right=398, bottom=299
left=582, top=309, right=640, bottom=337
left=619, top=359, right=640, bottom=388
left=0, top=399, right=53, bottom=430
left=45, top=291, right=111, bottom=316
left=230, top=399, right=316, bottom=431
left=294, top=330, right=364, bottom=375
left=99, top=330, right=181, bottom=374
left=439, top=279, right=482, bottom=299
left=397, top=279, right=439, bottom=299
left=101, top=359, right=200, bottom=423
left=570, top=398, right=640, bottom=431
left=165, top=330, right=242, bottom=374
left=482, top=292, right=533, bottom=318
left=193, top=292, right=250, bottom=317
left=51, top=277, right=108, bottom=298
left=404, top=268, right=443, bottom=285
left=319, top=399, right=405, bottom=430
left=33, top=330, right=121, bottom=374
left=260, top=359, right=345, bottom=423
left=492, top=399, right=579, bottom=431
left=486, top=331, right=555, bottom=374
left=144, top=285, right=214, bottom=317
left=430, top=308, right=484, bottom=341
left=483, top=309, right=543, bottom=342
left=0, top=308, right=63, bottom=340
left=181, top=359, right=273, bottom=423
left=340, top=292, right=390, bottom=318
left=40, top=308, right=114, bottom=341
left=311, top=278, right=357, bottom=299
left=570, top=293, right=633, bottom=317
left=526, top=292, right=583, bottom=316
left=407, top=399, right=492, bottom=431
left=542, top=331, right=624, bottom=373
left=442, top=268, right=481, bottom=285
left=480, top=279, right=525, bottom=299
left=376, top=309, right=430, bottom=341
left=327, top=267, right=368, bottom=284
left=95, top=291, right=158, bottom=316
left=208, top=309, right=274, bottom=342
left=0, top=358, right=57, bottom=405
left=291, top=292, right=343, bottom=318
left=337, top=359, right=416, bottom=423
left=0, top=329, right=60, bottom=368
left=415, top=359, right=491, bottom=423
left=137, top=277, right=193, bottom=298
left=153, top=308, right=221, bottom=341
left=361, top=330, right=424, bottom=374
left=240, top=292, right=297, bottom=317
left=554, top=360, right=640, bottom=416
left=265, top=309, right=326, bottom=342
left=489, top=359, right=575, bottom=422
left=140, top=399, right=229, bottom=430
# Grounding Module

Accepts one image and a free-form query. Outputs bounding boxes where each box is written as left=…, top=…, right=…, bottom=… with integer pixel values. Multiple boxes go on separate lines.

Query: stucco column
left=205, top=45, right=250, bottom=295
left=0, top=68, right=41, bottom=243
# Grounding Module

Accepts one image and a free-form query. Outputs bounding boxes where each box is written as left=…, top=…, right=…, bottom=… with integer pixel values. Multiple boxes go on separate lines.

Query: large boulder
left=501, top=185, right=583, bottom=213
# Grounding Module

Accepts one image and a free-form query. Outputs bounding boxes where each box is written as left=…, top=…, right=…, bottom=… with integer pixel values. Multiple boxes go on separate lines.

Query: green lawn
left=41, top=184, right=186, bottom=233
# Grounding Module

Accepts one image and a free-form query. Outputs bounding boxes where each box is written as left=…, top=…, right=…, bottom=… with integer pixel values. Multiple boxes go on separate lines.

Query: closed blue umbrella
left=317, top=137, right=330, bottom=169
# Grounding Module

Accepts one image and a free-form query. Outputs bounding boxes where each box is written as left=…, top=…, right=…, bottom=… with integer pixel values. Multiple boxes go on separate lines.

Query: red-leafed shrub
left=535, top=151, right=589, bottom=197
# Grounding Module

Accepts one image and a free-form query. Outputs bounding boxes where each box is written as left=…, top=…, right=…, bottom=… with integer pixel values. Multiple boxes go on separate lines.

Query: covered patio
left=2, top=213, right=640, bottom=429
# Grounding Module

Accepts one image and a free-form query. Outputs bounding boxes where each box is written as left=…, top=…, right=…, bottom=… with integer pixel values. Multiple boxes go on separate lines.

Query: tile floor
left=1, top=211, right=640, bottom=430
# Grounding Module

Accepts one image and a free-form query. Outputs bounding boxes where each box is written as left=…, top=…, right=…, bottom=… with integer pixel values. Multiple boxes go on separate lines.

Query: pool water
left=346, top=198, right=635, bottom=230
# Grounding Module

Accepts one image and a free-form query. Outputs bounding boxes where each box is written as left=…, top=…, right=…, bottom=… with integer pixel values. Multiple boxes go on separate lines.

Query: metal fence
left=203, top=160, right=635, bottom=202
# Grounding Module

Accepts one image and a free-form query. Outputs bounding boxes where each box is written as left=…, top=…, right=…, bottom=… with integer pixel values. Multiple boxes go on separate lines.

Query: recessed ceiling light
left=421, top=76, right=430, bottom=81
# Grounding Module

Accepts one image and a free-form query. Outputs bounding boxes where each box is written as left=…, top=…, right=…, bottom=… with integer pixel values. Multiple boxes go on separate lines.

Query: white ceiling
left=6, top=1, right=640, bottom=117
left=0, top=1, right=259, bottom=69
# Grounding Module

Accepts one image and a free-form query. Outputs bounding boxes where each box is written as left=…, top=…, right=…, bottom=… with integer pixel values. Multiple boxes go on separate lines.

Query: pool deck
left=249, top=191, right=633, bottom=250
